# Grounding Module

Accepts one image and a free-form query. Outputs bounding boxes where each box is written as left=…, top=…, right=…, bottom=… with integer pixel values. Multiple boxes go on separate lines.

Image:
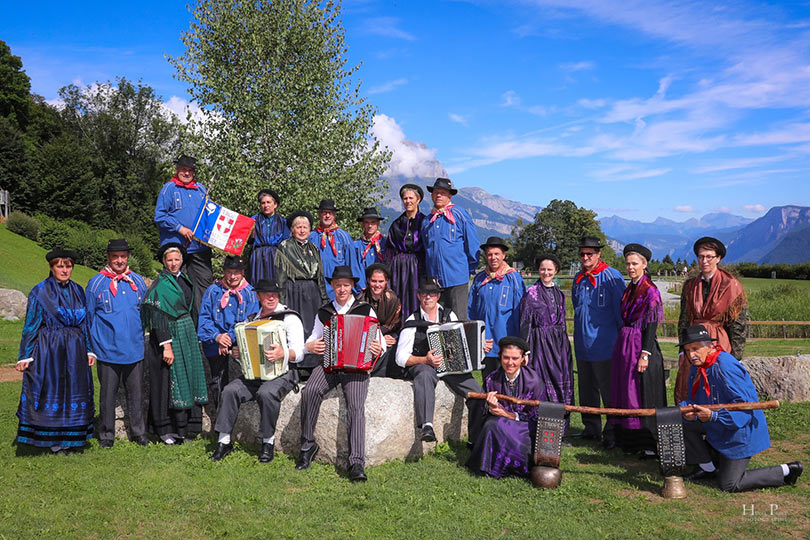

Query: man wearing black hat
left=154, top=154, right=213, bottom=314
left=309, top=199, right=354, bottom=302
left=85, top=239, right=149, bottom=447
left=571, top=235, right=625, bottom=448
left=210, top=278, right=306, bottom=463
left=468, top=236, right=525, bottom=378
left=197, top=256, right=259, bottom=412
left=350, top=207, right=387, bottom=292
left=421, top=177, right=481, bottom=320
left=678, top=324, right=802, bottom=491
left=396, top=276, right=486, bottom=445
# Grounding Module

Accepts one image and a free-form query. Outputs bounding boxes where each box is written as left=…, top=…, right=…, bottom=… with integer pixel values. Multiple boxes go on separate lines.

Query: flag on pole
left=191, top=197, right=254, bottom=256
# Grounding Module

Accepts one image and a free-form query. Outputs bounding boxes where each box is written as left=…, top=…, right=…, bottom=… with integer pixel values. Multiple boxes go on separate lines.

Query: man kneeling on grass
left=679, top=324, right=803, bottom=491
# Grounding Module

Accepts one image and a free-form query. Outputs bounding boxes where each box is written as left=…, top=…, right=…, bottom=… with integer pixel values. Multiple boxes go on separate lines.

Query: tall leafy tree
left=0, top=40, right=30, bottom=131
left=169, top=0, right=390, bottom=233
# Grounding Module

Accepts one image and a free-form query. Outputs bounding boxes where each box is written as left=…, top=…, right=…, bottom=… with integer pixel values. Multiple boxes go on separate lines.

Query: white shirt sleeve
left=395, top=313, right=418, bottom=368
left=307, top=315, right=324, bottom=343
left=284, top=313, right=305, bottom=363
left=367, top=307, right=387, bottom=352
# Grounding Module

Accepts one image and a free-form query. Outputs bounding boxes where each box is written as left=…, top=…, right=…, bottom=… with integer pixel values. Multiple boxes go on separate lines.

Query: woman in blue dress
left=15, top=249, right=96, bottom=452
left=248, top=189, right=289, bottom=284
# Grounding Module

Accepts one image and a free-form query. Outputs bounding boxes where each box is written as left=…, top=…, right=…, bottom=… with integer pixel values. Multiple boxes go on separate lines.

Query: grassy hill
left=0, top=223, right=97, bottom=294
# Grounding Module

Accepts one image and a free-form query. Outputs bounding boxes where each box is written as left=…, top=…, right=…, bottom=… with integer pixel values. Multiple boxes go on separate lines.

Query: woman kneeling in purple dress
left=467, top=337, right=541, bottom=478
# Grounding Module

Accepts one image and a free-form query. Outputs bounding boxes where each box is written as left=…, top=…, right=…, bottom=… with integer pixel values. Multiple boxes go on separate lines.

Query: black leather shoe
left=348, top=463, right=367, bottom=482
left=175, top=437, right=185, bottom=446
left=210, top=443, right=234, bottom=462
left=785, top=461, right=803, bottom=485
left=685, top=468, right=717, bottom=482
left=601, top=438, right=616, bottom=450
left=131, top=435, right=150, bottom=447
left=296, top=443, right=319, bottom=470
left=421, top=425, right=437, bottom=443
left=258, top=443, right=275, bottom=463
left=99, top=439, right=114, bottom=449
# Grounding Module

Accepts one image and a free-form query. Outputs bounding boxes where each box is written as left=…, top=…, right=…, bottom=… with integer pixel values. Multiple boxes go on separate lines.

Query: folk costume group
left=13, top=155, right=803, bottom=491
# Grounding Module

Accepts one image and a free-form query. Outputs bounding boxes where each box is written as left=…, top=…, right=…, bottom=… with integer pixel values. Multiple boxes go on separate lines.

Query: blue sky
left=3, top=0, right=809, bottom=221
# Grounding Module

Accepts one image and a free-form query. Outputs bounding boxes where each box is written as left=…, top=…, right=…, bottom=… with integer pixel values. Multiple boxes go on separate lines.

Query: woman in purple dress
left=609, top=243, right=666, bottom=456
left=248, top=189, right=289, bottom=284
left=467, top=337, right=541, bottom=478
left=519, top=253, right=574, bottom=433
left=384, top=184, right=426, bottom=319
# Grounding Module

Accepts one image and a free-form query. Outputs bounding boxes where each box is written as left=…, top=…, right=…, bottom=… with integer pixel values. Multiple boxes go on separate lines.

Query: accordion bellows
left=234, top=319, right=289, bottom=380
left=426, top=321, right=485, bottom=377
left=323, top=314, right=381, bottom=373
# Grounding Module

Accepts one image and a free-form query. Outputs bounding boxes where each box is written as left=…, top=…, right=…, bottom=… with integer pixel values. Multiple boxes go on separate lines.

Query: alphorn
left=466, top=392, right=779, bottom=416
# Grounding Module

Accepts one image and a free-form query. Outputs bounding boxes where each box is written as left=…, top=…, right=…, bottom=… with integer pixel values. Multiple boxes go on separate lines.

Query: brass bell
left=530, top=465, right=562, bottom=489
left=661, top=475, right=688, bottom=499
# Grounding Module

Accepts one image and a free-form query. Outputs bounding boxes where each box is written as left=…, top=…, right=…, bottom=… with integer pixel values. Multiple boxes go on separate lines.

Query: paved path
left=653, top=280, right=681, bottom=305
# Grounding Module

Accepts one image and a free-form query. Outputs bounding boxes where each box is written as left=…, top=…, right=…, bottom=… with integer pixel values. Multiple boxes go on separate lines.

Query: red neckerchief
left=362, top=231, right=383, bottom=258
left=170, top=175, right=199, bottom=189
left=430, top=203, right=456, bottom=225
left=316, top=223, right=339, bottom=255
left=575, top=260, right=609, bottom=286
left=100, top=266, right=137, bottom=297
left=481, top=263, right=517, bottom=285
left=219, top=278, right=249, bottom=309
left=691, top=346, right=723, bottom=400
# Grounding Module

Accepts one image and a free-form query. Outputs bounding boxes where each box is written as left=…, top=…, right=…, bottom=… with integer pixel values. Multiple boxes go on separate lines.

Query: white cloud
left=371, top=114, right=446, bottom=178
left=560, top=61, right=595, bottom=72
left=591, top=166, right=671, bottom=182
left=675, top=205, right=694, bottom=212
left=500, top=90, right=521, bottom=107
left=527, top=105, right=547, bottom=116
left=692, top=155, right=787, bottom=174
left=362, top=17, right=416, bottom=41
left=715, top=206, right=732, bottom=213
left=744, top=204, right=766, bottom=213
left=162, top=96, right=206, bottom=125
left=367, top=78, right=408, bottom=95
left=448, top=113, right=469, bottom=126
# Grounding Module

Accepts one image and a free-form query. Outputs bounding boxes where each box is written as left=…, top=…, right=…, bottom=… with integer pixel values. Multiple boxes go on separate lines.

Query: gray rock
left=741, top=355, right=810, bottom=402
left=0, top=288, right=27, bottom=321
left=231, top=377, right=470, bottom=467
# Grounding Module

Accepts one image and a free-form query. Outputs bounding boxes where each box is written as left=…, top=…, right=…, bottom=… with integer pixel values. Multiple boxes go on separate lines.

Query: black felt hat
left=578, top=236, right=604, bottom=250
left=357, top=207, right=383, bottom=222
left=223, top=255, right=246, bottom=270
left=535, top=253, right=561, bottom=271
left=426, top=177, right=458, bottom=196
left=623, top=243, right=652, bottom=262
left=257, top=189, right=281, bottom=206
left=46, top=248, right=79, bottom=263
left=254, top=279, right=281, bottom=294
left=326, top=265, right=359, bottom=283
left=286, top=210, right=314, bottom=230
left=174, top=155, right=197, bottom=169
left=106, top=238, right=132, bottom=252
left=157, top=242, right=186, bottom=262
left=678, top=324, right=719, bottom=347
left=400, top=183, right=424, bottom=201
left=317, top=199, right=338, bottom=212
left=417, top=276, right=442, bottom=294
left=498, top=336, right=530, bottom=354
left=480, top=236, right=509, bottom=251
left=693, top=236, right=726, bottom=259
left=365, top=262, right=391, bottom=281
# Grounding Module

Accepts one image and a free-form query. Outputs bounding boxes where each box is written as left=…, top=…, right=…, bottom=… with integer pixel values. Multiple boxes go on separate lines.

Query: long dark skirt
left=467, top=416, right=535, bottom=478
left=389, top=252, right=420, bottom=319
left=16, top=326, right=95, bottom=448
left=526, top=325, right=574, bottom=404
left=146, top=333, right=202, bottom=438
left=248, top=245, right=278, bottom=285
left=284, top=279, right=322, bottom=339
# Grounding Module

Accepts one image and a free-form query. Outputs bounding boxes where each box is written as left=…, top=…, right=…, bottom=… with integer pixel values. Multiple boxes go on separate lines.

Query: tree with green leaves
left=511, top=199, right=616, bottom=273
left=0, top=40, right=30, bottom=131
left=169, top=0, right=390, bottom=234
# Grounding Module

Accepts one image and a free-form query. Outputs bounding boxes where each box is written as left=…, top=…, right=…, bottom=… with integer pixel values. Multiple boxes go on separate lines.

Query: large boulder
left=741, top=355, right=810, bottom=402
left=0, top=288, right=27, bottom=321
left=232, top=377, right=470, bottom=466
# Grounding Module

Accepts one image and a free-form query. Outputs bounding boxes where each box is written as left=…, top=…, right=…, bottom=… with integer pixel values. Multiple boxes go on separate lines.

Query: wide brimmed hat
left=417, top=276, right=442, bottom=294
left=365, top=262, right=391, bottom=281
left=357, top=207, right=383, bottom=222
left=106, top=238, right=132, bottom=253
left=174, top=155, right=197, bottom=169
left=223, top=255, right=246, bottom=271
left=498, top=336, right=530, bottom=354
left=678, top=324, right=719, bottom=347
left=46, top=248, right=79, bottom=263
left=535, top=253, right=561, bottom=271
left=400, top=183, right=424, bottom=201
left=286, top=210, right=314, bottom=230
left=157, top=242, right=186, bottom=262
left=326, top=265, right=359, bottom=283
left=480, top=236, right=509, bottom=251
left=254, top=279, right=281, bottom=294
left=317, top=199, right=338, bottom=212
left=426, top=177, right=458, bottom=196
left=693, top=236, right=726, bottom=259
left=578, top=236, right=604, bottom=250
left=257, top=188, right=281, bottom=206
left=623, top=243, right=652, bottom=262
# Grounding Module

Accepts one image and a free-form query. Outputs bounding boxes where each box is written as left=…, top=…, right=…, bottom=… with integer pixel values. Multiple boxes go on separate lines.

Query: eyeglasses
left=579, top=252, right=598, bottom=258
left=696, top=255, right=717, bottom=261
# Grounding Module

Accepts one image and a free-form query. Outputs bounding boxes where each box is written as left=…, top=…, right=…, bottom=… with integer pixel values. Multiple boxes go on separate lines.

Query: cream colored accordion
left=234, top=319, right=289, bottom=380
left=426, top=320, right=485, bottom=377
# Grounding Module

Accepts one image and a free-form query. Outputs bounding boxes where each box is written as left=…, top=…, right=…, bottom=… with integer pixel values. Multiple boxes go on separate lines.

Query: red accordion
left=322, top=314, right=381, bottom=373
